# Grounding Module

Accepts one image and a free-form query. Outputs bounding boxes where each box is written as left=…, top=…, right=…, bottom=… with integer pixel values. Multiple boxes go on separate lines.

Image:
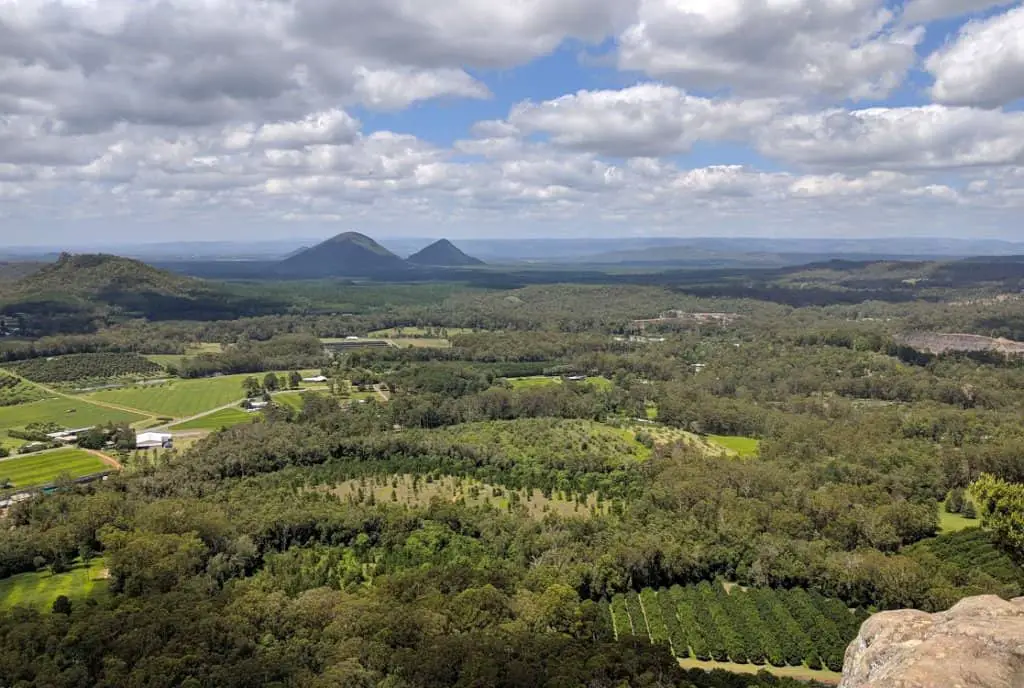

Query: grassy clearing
left=145, top=343, right=223, bottom=369
left=170, top=407, right=256, bottom=431
left=627, top=423, right=734, bottom=457
left=677, top=659, right=841, bottom=685
left=505, top=375, right=561, bottom=389
left=708, top=435, right=761, bottom=457
left=324, top=474, right=610, bottom=519
left=0, top=558, right=108, bottom=611
left=368, top=327, right=476, bottom=338
left=939, top=510, right=980, bottom=534
left=388, top=338, right=452, bottom=348
left=86, top=371, right=314, bottom=418
left=0, top=397, right=146, bottom=449
left=0, top=447, right=109, bottom=490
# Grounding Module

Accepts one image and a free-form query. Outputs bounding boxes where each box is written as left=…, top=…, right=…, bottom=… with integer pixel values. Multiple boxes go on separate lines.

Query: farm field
left=170, top=406, right=255, bottom=431
left=0, top=558, right=107, bottom=611
left=388, top=337, right=452, bottom=348
left=677, top=659, right=841, bottom=685
left=146, top=343, right=223, bottom=369
left=0, top=397, right=146, bottom=448
left=628, top=423, right=733, bottom=455
left=324, top=474, right=611, bottom=518
left=503, top=375, right=613, bottom=390
left=368, top=327, right=475, bottom=338
left=610, top=582, right=865, bottom=673
left=504, top=375, right=561, bottom=389
left=0, top=447, right=109, bottom=490
left=708, top=435, right=761, bottom=457
left=85, top=371, right=316, bottom=418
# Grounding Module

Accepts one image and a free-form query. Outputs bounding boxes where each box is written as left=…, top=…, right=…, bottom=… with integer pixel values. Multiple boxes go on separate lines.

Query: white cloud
left=617, top=0, right=923, bottom=100
left=252, top=110, right=361, bottom=149
left=760, top=106, right=1024, bottom=170
left=508, top=84, right=781, bottom=156
left=926, top=5, right=1024, bottom=107
left=901, top=0, right=1015, bottom=23
left=352, top=67, right=490, bottom=110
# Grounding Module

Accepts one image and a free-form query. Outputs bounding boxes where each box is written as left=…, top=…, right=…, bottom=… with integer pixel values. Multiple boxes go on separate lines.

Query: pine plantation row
left=610, top=582, right=869, bottom=672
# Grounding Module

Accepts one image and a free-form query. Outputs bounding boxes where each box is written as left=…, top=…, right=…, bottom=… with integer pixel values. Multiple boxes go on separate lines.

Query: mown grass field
left=676, top=659, right=840, bottom=685
left=939, top=509, right=980, bottom=534
left=170, top=407, right=256, bottom=431
left=708, top=435, right=761, bottom=457
left=325, top=474, right=610, bottom=519
left=0, top=397, right=147, bottom=449
left=145, top=343, right=223, bottom=369
left=0, top=558, right=107, bottom=611
left=0, top=447, right=109, bottom=490
left=86, top=372, right=315, bottom=418
left=368, top=327, right=476, bottom=338
left=388, top=338, right=452, bottom=348
left=505, top=375, right=561, bottom=389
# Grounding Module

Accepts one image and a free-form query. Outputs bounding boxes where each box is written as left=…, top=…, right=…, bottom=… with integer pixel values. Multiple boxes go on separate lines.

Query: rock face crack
left=840, top=595, right=1024, bottom=688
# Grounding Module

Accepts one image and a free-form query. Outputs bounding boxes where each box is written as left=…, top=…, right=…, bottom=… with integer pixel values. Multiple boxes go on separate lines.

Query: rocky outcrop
left=840, top=595, right=1024, bottom=688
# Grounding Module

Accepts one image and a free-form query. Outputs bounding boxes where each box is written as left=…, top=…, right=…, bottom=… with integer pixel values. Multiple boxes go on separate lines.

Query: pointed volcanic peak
left=407, top=239, right=485, bottom=267
left=277, top=232, right=409, bottom=277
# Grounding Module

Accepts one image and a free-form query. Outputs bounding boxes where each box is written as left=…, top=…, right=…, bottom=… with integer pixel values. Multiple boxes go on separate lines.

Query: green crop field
left=709, top=435, right=761, bottom=457
left=0, top=447, right=109, bottom=490
left=86, top=372, right=312, bottom=418
left=170, top=406, right=256, bottom=431
left=0, top=558, right=107, bottom=611
left=0, top=397, right=146, bottom=449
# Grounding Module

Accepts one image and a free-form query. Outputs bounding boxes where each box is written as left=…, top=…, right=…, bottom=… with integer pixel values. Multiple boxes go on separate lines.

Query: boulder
left=840, top=595, right=1024, bottom=688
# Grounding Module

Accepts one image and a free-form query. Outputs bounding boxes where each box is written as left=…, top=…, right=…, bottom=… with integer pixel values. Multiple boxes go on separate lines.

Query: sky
left=2, top=0, right=1024, bottom=245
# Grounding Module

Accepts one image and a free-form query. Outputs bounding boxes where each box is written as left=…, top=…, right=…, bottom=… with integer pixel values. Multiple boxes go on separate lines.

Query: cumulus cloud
left=926, top=6, right=1024, bottom=107
left=617, top=0, right=923, bottom=100
left=901, top=0, right=1016, bottom=23
left=1, top=0, right=1023, bottom=240
left=508, top=84, right=781, bottom=156
left=759, top=106, right=1024, bottom=170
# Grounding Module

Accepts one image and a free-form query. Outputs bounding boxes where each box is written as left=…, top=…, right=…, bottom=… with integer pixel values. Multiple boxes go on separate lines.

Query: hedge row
left=906, top=529, right=1023, bottom=585
left=610, top=582, right=865, bottom=671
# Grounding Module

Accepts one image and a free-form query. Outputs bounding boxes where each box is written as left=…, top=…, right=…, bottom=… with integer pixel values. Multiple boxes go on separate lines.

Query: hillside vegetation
left=0, top=254, right=287, bottom=335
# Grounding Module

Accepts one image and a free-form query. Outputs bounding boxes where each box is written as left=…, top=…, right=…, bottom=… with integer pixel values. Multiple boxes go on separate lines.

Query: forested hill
left=0, top=253, right=288, bottom=335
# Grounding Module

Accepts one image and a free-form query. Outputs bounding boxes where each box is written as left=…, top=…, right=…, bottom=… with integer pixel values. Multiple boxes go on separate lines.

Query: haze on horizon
left=2, top=0, right=1024, bottom=245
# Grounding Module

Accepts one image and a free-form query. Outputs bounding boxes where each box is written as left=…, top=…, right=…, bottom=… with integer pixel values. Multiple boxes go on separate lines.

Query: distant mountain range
left=275, top=232, right=484, bottom=277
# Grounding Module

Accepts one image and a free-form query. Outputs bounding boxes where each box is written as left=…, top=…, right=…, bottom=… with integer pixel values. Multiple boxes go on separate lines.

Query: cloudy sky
left=2, top=0, right=1024, bottom=245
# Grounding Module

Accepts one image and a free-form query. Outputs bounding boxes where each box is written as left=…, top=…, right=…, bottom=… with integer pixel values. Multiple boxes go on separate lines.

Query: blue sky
left=1, top=0, right=1023, bottom=245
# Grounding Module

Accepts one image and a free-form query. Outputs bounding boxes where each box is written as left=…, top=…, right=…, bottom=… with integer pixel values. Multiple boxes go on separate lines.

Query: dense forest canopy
left=2, top=253, right=1024, bottom=686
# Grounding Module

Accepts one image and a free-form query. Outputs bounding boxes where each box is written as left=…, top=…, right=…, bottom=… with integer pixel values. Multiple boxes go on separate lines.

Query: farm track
left=84, top=449, right=122, bottom=471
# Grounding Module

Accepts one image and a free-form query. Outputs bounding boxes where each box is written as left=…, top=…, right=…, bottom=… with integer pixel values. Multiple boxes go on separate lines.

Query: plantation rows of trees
left=905, top=529, right=1024, bottom=588
left=6, top=352, right=162, bottom=383
left=612, top=582, right=868, bottom=672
